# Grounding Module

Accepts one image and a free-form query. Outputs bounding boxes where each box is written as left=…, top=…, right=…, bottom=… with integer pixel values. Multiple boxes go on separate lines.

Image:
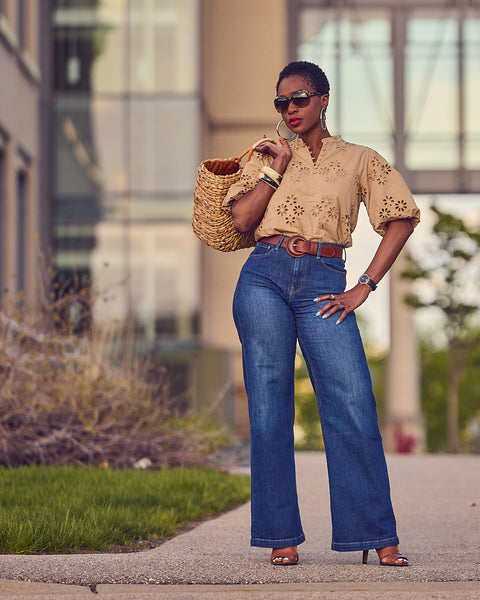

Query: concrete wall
left=0, top=1, right=42, bottom=311
left=200, top=0, right=288, bottom=437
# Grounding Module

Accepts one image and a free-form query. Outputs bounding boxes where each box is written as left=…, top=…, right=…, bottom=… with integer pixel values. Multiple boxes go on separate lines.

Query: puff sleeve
left=359, top=148, right=420, bottom=236
left=222, top=151, right=271, bottom=212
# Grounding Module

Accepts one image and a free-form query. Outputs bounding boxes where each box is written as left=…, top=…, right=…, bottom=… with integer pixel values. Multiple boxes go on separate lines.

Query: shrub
left=0, top=281, right=226, bottom=468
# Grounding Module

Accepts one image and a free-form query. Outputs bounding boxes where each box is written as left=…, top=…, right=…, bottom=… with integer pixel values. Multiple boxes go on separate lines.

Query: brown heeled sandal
left=362, top=547, right=409, bottom=567
left=270, top=546, right=299, bottom=565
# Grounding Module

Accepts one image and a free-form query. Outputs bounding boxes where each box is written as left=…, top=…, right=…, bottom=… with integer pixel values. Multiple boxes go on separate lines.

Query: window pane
left=129, top=0, right=199, bottom=93
left=17, top=0, right=25, bottom=51
left=298, top=8, right=393, bottom=160
left=130, top=197, right=193, bottom=222
left=16, top=170, right=26, bottom=294
left=54, top=0, right=127, bottom=93
left=54, top=96, right=126, bottom=196
left=52, top=0, right=201, bottom=344
left=405, top=13, right=459, bottom=169
left=129, top=97, right=199, bottom=195
left=91, top=220, right=199, bottom=341
left=464, top=15, right=480, bottom=169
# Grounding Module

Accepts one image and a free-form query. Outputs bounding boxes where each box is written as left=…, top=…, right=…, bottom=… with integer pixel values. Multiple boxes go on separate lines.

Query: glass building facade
left=52, top=0, right=480, bottom=348
left=53, top=0, right=200, bottom=345
left=292, top=1, right=480, bottom=186
left=49, top=0, right=479, bottom=432
left=288, top=0, right=480, bottom=345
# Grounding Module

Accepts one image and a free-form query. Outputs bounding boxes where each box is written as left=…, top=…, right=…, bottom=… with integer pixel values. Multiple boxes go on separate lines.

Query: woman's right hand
left=254, top=137, right=292, bottom=175
left=231, top=138, right=292, bottom=234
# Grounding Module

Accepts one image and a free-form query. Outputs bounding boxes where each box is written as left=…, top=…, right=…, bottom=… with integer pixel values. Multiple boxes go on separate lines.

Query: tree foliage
left=402, top=203, right=480, bottom=452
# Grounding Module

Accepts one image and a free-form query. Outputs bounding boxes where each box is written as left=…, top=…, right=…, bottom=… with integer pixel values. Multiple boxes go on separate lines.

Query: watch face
left=359, top=274, right=376, bottom=290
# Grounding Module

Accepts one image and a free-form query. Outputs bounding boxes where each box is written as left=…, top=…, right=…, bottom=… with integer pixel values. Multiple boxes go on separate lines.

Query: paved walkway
left=0, top=453, right=479, bottom=598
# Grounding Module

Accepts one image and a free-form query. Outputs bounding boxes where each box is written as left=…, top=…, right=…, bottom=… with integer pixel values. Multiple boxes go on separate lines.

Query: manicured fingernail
left=336, top=319, right=341, bottom=325
left=315, top=311, right=321, bottom=317
left=313, top=297, right=319, bottom=302
left=321, top=314, right=328, bottom=319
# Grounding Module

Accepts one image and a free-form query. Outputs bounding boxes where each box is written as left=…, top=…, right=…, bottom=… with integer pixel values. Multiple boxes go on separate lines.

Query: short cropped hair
left=276, top=61, right=330, bottom=96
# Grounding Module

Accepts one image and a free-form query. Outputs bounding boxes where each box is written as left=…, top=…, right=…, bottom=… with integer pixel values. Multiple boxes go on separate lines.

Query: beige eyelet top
left=223, top=135, right=420, bottom=248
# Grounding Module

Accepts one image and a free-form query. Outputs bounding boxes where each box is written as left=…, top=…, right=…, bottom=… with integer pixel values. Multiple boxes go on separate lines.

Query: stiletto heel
left=364, top=546, right=408, bottom=566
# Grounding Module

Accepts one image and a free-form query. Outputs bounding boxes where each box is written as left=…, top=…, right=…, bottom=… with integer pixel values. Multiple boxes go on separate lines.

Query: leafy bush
left=292, top=336, right=480, bottom=453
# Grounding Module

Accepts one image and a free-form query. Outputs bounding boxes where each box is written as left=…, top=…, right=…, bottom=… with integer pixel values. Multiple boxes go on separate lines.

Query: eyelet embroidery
left=356, top=175, right=367, bottom=204
left=275, top=196, right=305, bottom=225
left=379, top=207, right=392, bottom=220
left=327, top=205, right=339, bottom=220
left=225, top=137, right=419, bottom=247
left=292, top=202, right=305, bottom=217
left=287, top=159, right=310, bottom=182
left=341, top=213, right=351, bottom=236
left=368, top=154, right=392, bottom=185
left=316, top=160, right=348, bottom=183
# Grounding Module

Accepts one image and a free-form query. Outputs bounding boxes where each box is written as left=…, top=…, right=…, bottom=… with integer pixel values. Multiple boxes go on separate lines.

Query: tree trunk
left=447, top=340, right=460, bottom=453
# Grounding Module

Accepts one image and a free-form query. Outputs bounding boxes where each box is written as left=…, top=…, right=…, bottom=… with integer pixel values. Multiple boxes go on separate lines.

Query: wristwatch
left=358, top=273, right=377, bottom=291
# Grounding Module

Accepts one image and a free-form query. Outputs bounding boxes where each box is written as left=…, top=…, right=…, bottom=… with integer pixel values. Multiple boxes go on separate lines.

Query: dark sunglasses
left=274, top=90, right=321, bottom=113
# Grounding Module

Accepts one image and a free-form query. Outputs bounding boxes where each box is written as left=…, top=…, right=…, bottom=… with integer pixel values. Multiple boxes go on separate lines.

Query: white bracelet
left=261, top=166, right=283, bottom=186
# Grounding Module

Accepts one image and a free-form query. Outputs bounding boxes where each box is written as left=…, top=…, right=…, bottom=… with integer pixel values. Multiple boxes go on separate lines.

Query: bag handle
left=236, top=137, right=277, bottom=164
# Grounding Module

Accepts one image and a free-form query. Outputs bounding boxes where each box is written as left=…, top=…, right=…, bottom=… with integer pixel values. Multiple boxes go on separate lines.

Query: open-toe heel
left=362, top=546, right=408, bottom=566
left=270, top=546, right=299, bottom=565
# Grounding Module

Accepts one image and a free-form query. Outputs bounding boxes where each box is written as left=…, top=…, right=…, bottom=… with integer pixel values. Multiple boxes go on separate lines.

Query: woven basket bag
left=192, top=139, right=274, bottom=252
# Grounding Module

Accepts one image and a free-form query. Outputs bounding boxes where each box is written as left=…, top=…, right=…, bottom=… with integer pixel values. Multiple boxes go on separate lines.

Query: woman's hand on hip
left=314, top=285, right=371, bottom=325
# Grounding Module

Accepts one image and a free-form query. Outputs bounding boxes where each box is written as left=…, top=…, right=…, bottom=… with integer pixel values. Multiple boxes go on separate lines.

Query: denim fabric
left=233, top=238, right=399, bottom=551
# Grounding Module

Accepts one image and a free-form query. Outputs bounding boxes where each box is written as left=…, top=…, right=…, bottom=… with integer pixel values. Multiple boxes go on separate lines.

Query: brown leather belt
left=260, top=235, right=343, bottom=258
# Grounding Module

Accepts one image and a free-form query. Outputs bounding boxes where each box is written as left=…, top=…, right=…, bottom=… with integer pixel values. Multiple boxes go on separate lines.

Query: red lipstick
left=289, top=118, right=302, bottom=128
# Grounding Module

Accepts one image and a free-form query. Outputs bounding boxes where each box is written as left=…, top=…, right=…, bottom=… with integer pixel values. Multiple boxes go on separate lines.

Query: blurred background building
left=0, top=0, right=479, bottom=449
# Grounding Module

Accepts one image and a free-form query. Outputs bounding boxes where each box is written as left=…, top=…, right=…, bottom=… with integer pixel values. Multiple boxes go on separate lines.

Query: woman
left=223, top=61, right=420, bottom=566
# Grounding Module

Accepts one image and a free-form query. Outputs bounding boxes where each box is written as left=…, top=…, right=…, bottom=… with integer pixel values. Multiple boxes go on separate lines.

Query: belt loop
left=316, top=242, right=324, bottom=260
left=275, top=235, right=285, bottom=251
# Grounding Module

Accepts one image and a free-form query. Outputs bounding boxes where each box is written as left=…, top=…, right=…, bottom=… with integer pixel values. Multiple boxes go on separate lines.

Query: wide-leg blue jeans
left=232, top=238, right=399, bottom=551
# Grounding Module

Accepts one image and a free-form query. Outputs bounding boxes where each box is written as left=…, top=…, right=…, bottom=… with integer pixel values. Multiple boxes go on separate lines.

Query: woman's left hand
left=314, top=219, right=415, bottom=325
left=314, top=284, right=371, bottom=324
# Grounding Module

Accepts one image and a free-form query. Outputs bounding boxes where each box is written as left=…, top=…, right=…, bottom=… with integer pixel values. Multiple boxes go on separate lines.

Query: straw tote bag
left=192, top=138, right=275, bottom=252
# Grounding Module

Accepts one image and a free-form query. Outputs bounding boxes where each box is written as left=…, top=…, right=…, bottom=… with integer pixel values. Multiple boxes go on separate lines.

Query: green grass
left=0, top=465, right=250, bottom=554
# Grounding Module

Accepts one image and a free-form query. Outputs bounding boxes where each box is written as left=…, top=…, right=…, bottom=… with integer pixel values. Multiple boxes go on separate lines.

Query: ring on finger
left=338, top=302, right=345, bottom=309
left=329, top=294, right=335, bottom=300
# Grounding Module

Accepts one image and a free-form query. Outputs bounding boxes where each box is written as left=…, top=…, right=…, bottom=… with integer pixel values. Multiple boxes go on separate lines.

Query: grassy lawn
left=0, top=465, right=250, bottom=554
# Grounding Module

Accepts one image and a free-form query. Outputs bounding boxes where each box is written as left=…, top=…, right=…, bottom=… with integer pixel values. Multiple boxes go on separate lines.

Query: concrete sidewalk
left=0, top=453, right=479, bottom=598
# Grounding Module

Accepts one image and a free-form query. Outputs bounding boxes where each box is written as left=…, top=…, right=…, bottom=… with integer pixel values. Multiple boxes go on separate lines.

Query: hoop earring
left=320, top=108, right=327, bottom=131
left=276, top=119, right=297, bottom=142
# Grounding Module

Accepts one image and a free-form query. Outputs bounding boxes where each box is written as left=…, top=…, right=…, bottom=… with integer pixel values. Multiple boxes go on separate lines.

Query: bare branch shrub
left=0, top=276, right=225, bottom=469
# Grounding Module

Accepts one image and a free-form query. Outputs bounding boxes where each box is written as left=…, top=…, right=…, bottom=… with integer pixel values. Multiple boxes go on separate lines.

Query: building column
left=200, top=0, right=288, bottom=440
left=383, top=255, right=425, bottom=453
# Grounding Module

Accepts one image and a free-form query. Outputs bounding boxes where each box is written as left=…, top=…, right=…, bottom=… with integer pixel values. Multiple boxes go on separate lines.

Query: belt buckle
left=286, top=235, right=306, bottom=257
